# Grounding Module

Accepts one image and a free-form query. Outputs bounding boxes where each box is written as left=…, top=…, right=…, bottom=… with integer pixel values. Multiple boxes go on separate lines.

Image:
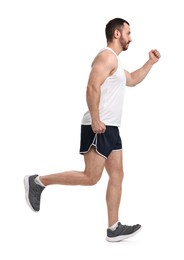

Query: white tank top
left=81, top=47, right=126, bottom=126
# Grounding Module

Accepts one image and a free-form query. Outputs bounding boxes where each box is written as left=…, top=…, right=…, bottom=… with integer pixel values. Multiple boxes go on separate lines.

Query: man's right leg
left=40, top=147, right=106, bottom=186
left=24, top=147, right=106, bottom=211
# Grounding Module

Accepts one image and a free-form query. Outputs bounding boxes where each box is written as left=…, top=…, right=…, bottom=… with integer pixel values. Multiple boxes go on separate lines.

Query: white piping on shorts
left=111, top=149, right=123, bottom=152
left=80, top=133, right=108, bottom=159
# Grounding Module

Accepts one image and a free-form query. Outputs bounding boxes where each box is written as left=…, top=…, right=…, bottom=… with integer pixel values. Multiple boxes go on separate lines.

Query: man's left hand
left=149, top=49, right=161, bottom=64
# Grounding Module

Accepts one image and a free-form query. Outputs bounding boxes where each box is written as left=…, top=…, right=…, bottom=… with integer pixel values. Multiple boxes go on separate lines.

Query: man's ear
left=114, top=29, right=121, bottom=39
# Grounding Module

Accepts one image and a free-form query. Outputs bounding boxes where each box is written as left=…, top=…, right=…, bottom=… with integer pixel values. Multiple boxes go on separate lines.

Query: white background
left=0, top=0, right=184, bottom=259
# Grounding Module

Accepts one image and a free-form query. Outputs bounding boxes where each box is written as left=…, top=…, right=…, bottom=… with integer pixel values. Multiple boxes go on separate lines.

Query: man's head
left=105, top=18, right=132, bottom=50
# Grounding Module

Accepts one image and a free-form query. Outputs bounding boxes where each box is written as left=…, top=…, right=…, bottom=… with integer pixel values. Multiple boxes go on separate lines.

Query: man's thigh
left=105, top=150, right=123, bottom=177
left=84, top=147, right=106, bottom=179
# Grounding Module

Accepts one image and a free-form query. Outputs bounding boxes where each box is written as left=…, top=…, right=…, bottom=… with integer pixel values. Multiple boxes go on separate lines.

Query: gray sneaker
left=24, top=175, right=45, bottom=212
left=106, top=222, right=141, bottom=242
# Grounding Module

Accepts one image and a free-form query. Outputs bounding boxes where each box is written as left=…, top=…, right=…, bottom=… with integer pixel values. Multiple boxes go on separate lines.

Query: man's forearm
left=86, top=85, right=101, bottom=121
left=130, top=59, right=153, bottom=86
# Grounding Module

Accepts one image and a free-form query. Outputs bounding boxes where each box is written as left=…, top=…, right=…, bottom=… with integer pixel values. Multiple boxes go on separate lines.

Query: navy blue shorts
left=79, top=125, right=122, bottom=159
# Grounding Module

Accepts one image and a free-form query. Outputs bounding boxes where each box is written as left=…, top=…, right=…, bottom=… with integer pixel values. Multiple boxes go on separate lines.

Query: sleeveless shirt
left=81, top=47, right=126, bottom=127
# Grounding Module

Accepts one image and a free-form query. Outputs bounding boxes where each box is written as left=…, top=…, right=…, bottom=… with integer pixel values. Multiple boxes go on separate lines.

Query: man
left=24, top=18, right=161, bottom=242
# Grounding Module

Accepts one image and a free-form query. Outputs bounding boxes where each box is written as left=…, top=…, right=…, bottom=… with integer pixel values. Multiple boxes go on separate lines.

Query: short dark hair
left=105, top=18, right=129, bottom=42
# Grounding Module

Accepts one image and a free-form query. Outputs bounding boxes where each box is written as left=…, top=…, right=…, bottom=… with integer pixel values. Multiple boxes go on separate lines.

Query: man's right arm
left=86, top=52, right=117, bottom=134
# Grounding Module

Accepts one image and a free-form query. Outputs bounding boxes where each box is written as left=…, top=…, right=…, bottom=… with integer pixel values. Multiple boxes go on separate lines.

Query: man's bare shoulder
left=91, top=49, right=118, bottom=69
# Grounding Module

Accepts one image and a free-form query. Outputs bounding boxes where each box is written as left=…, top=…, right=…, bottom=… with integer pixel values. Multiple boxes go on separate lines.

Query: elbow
left=126, top=82, right=137, bottom=87
left=130, top=83, right=137, bottom=87
left=126, top=76, right=137, bottom=87
left=86, top=85, right=92, bottom=97
left=126, top=78, right=140, bottom=87
left=86, top=85, right=92, bottom=95
left=87, top=84, right=99, bottom=94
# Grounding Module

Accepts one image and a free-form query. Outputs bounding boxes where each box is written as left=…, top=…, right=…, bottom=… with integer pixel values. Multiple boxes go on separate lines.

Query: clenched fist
left=92, top=119, right=106, bottom=134
left=149, top=49, right=161, bottom=64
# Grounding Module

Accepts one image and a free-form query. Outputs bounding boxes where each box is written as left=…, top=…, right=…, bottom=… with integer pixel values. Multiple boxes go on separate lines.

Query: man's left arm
left=125, top=49, right=161, bottom=87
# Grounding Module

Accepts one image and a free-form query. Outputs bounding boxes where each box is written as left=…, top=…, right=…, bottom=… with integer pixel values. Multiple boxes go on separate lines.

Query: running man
left=24, top=18, right=161, bottom=242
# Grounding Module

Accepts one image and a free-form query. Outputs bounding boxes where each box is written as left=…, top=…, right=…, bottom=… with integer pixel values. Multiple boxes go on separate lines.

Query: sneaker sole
left=106, top=227, right=142, bottom=242
left=24, top=175, right=38, bottom=212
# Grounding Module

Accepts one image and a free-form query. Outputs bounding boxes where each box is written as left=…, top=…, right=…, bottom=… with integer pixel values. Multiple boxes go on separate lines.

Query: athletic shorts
left=79, top=125, right=122, bottom=159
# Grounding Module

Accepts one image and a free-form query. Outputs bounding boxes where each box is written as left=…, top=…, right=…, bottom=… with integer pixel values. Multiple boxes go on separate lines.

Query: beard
left=120, top=36, right=130, bottom=51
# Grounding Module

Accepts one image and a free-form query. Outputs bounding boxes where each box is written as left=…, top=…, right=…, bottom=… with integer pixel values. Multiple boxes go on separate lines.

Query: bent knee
left=87, top=175, right=101, bottom=185
left=84, top=171, right=102, bottom=185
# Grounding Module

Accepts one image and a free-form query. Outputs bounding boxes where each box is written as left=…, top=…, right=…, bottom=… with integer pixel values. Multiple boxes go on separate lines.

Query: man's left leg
left=105, top=150, right=141, bottom=242
left=105, top=150, right=124, bottom=227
